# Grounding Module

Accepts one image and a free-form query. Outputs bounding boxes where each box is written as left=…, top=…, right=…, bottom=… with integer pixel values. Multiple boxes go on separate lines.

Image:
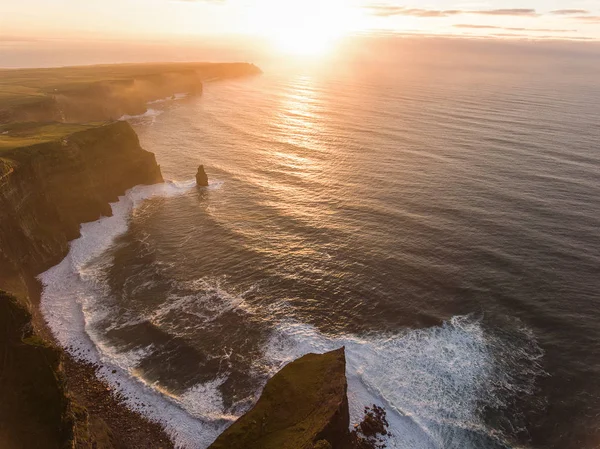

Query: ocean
left=40, top=40, right=600, bottom=449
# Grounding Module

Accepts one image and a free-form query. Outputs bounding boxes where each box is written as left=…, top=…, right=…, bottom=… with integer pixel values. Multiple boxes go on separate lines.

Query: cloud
left=489, top=33, right=595, bottom=40
left=0, top=35, right=40, bottom=43
left=366, top=5, right=538, bottom=18
left=476, top=9, right=538, bottom=16
left=454, top=24, right=577, bottom=33
left=550, top=9, right=590, bottom=15
left=572, top=15, right=600, bottom=23
left=367, top=6, right=458, bottom=17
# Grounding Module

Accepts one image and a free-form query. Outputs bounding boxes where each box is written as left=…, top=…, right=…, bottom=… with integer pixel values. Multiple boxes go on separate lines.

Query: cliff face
left=0, top=120, right=164, bottom=449
left=208, top=348, right=350, bottom=449
left=0, top=61, right=263, bottom=448
left=0, top=290, right=72, bottom=449
left=0, top=121, right=163, bottom=279
left=0, top=63, right=262, bottom=124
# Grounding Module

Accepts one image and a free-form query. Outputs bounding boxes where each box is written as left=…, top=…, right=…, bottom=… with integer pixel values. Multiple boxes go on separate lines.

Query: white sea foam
left=119, top=108, right=164, bottom=122
left=40, top=179, right=543, bottom=449
left=265, top=318, right=543, bottom=449
left=39, top=180, right=233, bottom=449
left=148, top=92, right=190, bottom=105
left=151, top=278, right=257, bottom=334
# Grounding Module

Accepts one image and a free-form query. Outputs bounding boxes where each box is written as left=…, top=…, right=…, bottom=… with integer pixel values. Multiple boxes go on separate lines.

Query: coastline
left=28, top=268, right=176, bottom=448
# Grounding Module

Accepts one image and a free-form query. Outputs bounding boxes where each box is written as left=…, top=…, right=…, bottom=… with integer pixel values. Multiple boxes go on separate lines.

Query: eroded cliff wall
left=0, top=121, right=163, bottom=281
left=0, top=121, right=163, bottom=449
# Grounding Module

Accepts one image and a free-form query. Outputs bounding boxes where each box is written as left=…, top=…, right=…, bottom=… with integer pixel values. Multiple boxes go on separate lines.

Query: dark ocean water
left=41, top=51, right=600, bottom=449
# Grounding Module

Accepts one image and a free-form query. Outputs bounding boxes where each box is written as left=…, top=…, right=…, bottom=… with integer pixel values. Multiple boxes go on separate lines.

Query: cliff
left=0, top=62, right=262, bottom=124
left=0, top=120, right=164, bottom=449
left=209, top=348, right=350, bottom=449
left=0, top=290, right=72, bottom=449
left=0, top=121, right=163, bottom=279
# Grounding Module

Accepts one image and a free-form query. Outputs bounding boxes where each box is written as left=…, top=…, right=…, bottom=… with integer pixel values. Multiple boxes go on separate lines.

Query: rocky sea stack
left=196, top=164, right=209, bottom=187
left=209, top=348, right=350, bottom=449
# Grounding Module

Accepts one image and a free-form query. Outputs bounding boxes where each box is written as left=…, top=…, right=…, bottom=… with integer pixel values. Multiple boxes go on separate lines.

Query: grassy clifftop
left=0, top=122, right=99, bottom=152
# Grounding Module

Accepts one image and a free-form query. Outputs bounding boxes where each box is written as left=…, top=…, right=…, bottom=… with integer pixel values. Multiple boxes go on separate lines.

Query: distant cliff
left=0, top=62, right=262, bottom=124
left=209, top=348, right=350, bottom=449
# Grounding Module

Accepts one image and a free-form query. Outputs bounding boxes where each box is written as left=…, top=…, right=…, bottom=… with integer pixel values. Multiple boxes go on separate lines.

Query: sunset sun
left=250, top=0, right=355, bottom=56
left=273, top=28, right=340, bottom=56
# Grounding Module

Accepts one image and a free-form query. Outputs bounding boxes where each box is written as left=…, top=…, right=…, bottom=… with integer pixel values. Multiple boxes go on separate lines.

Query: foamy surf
left=39, top=180, right=231, bottom=448
left=148, top=93, right=190, bottom=105
left=40, top=180, right=544, bottom=449
left=266, top=318, right=544, bottom=449
left=119, top=108, right=164, bottom=122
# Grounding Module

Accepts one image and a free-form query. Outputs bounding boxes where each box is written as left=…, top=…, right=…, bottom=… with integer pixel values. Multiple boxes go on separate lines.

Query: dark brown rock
left=196, top=164, right=209, bottom=187
left=208, top=348, right=350, bottom=449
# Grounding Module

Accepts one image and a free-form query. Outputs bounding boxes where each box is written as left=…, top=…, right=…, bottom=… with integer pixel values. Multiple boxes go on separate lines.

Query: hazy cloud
left=367, top=6, right=458, bottom=17
left=572, top=15, right=600, bottom=22
left=550, top=9, right=590, bottom=15
left=366, top=5, right=538, bottom=18
left=489, top=33, right=594, bottom=40
left=454, top=24, right=577, bottom=33
left=0, top=35, right=40, bottom=43
left=477, top=9, right=538, bottom=16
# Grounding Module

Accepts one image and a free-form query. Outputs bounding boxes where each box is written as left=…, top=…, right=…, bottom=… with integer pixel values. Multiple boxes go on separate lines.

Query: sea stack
left=196, top=164, right=209, bottom=187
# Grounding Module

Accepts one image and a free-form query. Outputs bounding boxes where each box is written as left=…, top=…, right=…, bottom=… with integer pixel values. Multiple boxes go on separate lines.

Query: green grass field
left=0, top=122, right=100, bottom=153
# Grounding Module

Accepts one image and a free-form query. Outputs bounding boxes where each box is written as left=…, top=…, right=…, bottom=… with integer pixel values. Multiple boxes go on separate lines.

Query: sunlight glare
left=250, top=0, right=356, bottom=56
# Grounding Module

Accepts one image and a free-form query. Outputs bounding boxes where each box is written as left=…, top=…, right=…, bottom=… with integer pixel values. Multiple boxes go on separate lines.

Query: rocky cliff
left=209, top=348, right=350, bottom=449
left=0, top=120, right=164, bottom=449
left=0, top=61, right=266, bottom=449
left=0, top=121, right=163, bottom=280
left=0, top=290, right=72, bottom=449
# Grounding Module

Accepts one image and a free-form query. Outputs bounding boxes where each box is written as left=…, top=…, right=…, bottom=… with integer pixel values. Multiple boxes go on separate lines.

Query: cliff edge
left=0, top=120, right=163, bottom=279
left=0, top=120, right=164, bottom=449
left=209, top=348, right=350, bottom=449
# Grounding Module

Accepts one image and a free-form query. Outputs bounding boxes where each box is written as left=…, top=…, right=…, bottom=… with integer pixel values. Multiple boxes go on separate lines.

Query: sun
left=274, top=28, right=340, bottom=56
left=248, top=0, right=356, bottom=57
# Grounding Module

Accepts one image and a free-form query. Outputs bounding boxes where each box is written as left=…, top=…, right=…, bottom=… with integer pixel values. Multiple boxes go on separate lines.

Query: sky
left=1, top=0, right=600, bottom=57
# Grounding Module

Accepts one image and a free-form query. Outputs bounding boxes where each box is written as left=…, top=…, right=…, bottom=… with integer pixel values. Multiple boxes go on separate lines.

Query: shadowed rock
left=196, top=165, right=209, bottom=187
left=208, top=348, right=350, bottom=449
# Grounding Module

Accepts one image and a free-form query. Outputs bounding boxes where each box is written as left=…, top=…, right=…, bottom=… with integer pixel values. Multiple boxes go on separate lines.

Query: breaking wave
left=119, top=108, right=164, bottom=122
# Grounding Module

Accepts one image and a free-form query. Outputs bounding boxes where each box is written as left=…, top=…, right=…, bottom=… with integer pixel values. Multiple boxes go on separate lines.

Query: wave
left=119, top=108, right=164, bottom=122
left=39, top=181, right=545, bottom=449
left=147, top=92, right=190, bottom=105
left=266, top=318, right=544, bottom=449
